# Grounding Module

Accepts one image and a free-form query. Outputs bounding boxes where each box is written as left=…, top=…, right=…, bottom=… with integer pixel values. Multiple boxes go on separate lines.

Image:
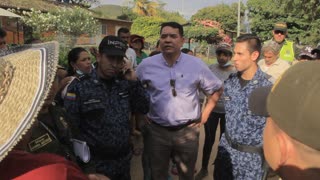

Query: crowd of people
left=0, top=20, right=319, bottom=180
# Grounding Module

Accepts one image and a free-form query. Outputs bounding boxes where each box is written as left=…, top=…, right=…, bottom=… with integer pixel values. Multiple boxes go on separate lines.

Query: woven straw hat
left=0, top=41, right=59, bottom=161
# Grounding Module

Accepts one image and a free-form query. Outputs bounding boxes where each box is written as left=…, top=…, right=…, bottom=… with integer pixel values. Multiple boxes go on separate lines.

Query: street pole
left=237, top=0, right=241, bottom=37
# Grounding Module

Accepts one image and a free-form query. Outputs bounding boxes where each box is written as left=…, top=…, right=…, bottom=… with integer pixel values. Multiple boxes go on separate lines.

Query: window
left=101, top=24, right=107, bottom=35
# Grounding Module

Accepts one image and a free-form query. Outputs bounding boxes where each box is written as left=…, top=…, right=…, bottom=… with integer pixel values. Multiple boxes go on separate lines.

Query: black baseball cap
left=99, top=35, right=127, bottom=57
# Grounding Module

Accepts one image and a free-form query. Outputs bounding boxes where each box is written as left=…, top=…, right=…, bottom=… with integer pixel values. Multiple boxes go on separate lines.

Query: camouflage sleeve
left=128, top=80, right=150, bottom=114
left=63, top=80, right=82, bottom=138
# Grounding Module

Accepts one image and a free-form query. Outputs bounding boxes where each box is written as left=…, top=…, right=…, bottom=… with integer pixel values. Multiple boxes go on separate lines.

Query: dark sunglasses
left=274, top=30, right=285, bottom=35
left=0, top=41, right=6, bottom=45
left=170, top=79, right=177, bottom=97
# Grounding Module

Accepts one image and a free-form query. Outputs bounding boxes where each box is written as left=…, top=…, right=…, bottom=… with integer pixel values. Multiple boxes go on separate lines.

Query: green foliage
left=131, top=0, right=159, bottom=16
left=157, top=10, right=186, bottom=24
left=131, top=16, right=166, bottom=45
left=184, top=23, right=218, bottom=42
left=118, top=6, right=139, bottom=21
left=53, top=7, right=99, bottom=36
left=247, top=0, right=320, bottom=45
left=191, top=3, right=243, bottom=31
left=13, top=6, right=98, bottom=46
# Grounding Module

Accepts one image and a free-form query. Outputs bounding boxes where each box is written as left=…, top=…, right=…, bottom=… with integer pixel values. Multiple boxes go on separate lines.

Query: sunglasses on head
left=170, top=79, right=177, bottom=97
left=274, top=30, right=285, bottom=35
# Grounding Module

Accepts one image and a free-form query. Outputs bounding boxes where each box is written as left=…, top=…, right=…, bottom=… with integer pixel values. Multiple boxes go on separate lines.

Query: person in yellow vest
left=267, top=22, right=299, bottom=63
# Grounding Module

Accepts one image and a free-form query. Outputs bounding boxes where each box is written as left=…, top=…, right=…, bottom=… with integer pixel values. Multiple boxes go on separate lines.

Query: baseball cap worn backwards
left=99, top=35, right=127, bottom=57
left=273, top=22, right=287, bottom=32
left=249, top=62, right=320, bottom=150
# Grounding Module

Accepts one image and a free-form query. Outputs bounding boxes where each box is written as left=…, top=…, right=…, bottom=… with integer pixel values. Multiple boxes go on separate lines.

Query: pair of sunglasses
left=170, top=79, right=177, bottom=97
left=274, top=30, right=285, bottom=35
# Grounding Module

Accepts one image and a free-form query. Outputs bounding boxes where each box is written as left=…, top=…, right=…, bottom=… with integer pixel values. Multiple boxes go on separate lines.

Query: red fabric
left=13, top=164, right=67, bottom=180
left=0, top=150, right=88, bottom=180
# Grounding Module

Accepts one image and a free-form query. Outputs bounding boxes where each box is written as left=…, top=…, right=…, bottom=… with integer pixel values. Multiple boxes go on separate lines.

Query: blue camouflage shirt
left=64, top=71, right=149, bottom=153
left=214, top=68, right=272, bottom=180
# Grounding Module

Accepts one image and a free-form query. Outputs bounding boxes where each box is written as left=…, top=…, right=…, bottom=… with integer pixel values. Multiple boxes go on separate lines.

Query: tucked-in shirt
left=258, top=58, right=290, bottom=80
left=208, top=64, right=236, bottom=113
left=137, top=53, right=222, bottom=126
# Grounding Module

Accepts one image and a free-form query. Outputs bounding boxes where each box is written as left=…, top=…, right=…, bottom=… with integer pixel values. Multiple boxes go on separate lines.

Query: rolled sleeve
left=199, top=65, right=223, bottom=95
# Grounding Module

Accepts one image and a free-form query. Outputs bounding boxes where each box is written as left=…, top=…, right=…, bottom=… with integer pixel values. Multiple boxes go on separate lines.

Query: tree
left=279, top=0, right=320, bottom=44
left=13, top=7, right=99, bottom=65
left=191, top=3, right=244, bottom=32
left=184, top=21, right=219, bottom=43
left=247, top=0, right=286, bottom=41
left=157, top=10, right=186, bottom=24
left=130, top=16, right=166, bottom=45
left=131, top=0, right=159, bottom=16
left=17, top=7, right=98, bottom=43
left=247, top=0, right=320, bottom=44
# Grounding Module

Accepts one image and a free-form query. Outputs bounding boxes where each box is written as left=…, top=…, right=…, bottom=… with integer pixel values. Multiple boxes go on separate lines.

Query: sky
left=98, top=0, right=242, bottom=19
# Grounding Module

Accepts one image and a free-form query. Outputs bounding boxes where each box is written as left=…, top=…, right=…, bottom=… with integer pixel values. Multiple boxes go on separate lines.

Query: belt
left=224, top=128, right=268, bottom=180
left=151, top=119, right=198, bottom=131
left=224, top=128, right=263, bottom=155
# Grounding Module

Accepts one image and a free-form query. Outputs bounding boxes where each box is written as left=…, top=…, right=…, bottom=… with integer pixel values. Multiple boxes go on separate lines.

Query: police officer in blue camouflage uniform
left=214, top=34, right=272, bottom=180
left=64, top=35, right=149, bottom=180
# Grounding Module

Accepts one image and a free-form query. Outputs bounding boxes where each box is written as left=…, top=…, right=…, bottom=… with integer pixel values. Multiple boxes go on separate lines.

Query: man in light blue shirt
left=136, top=22, right=222, bottom=180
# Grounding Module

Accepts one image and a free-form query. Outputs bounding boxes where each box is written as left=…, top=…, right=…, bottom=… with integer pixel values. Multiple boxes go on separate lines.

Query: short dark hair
left=236, top=34, right=262, bottom=55
left=160, top=22, right=184, bottom=37
left=117, top=27, right=130, bottom=37
left=0, top=28, right=7, bottom=38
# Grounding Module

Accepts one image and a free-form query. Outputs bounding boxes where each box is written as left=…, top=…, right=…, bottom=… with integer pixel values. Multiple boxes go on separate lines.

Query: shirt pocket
left=81, top=98, right=105, bottom=120
left=175, top=73, right=197, bottom=93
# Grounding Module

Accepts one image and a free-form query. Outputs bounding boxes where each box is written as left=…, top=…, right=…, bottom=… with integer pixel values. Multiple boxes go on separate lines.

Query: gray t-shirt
left=208, top=64, right=236, bottom=113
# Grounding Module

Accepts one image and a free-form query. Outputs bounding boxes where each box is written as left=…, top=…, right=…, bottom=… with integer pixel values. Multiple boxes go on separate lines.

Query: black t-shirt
left=238, top=73, right=250, bottom=88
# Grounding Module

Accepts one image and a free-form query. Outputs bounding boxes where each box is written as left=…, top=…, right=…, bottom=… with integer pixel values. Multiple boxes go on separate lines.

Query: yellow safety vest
left=279, top=40, right=295, bottom=62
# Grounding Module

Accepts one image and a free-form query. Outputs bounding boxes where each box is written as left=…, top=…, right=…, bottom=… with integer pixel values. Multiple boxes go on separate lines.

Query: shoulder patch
left=65, top=92, right=76, bottom=100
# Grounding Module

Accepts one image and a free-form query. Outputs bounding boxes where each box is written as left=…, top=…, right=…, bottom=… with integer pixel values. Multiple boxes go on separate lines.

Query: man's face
left=118, top=32, right=130, bottom=44
left=233, top=42, right=258, bottom=72
left=0, top=37, right=6, bottom=49
left=217, top=51, right=232, bottom=65
left=97, top=54, right=125, bottom=79
left=159, top=26, right=184, bottom=56
left=263, top=50, right=278, bottom=65
left=273, top=30, right=287, bottom=43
